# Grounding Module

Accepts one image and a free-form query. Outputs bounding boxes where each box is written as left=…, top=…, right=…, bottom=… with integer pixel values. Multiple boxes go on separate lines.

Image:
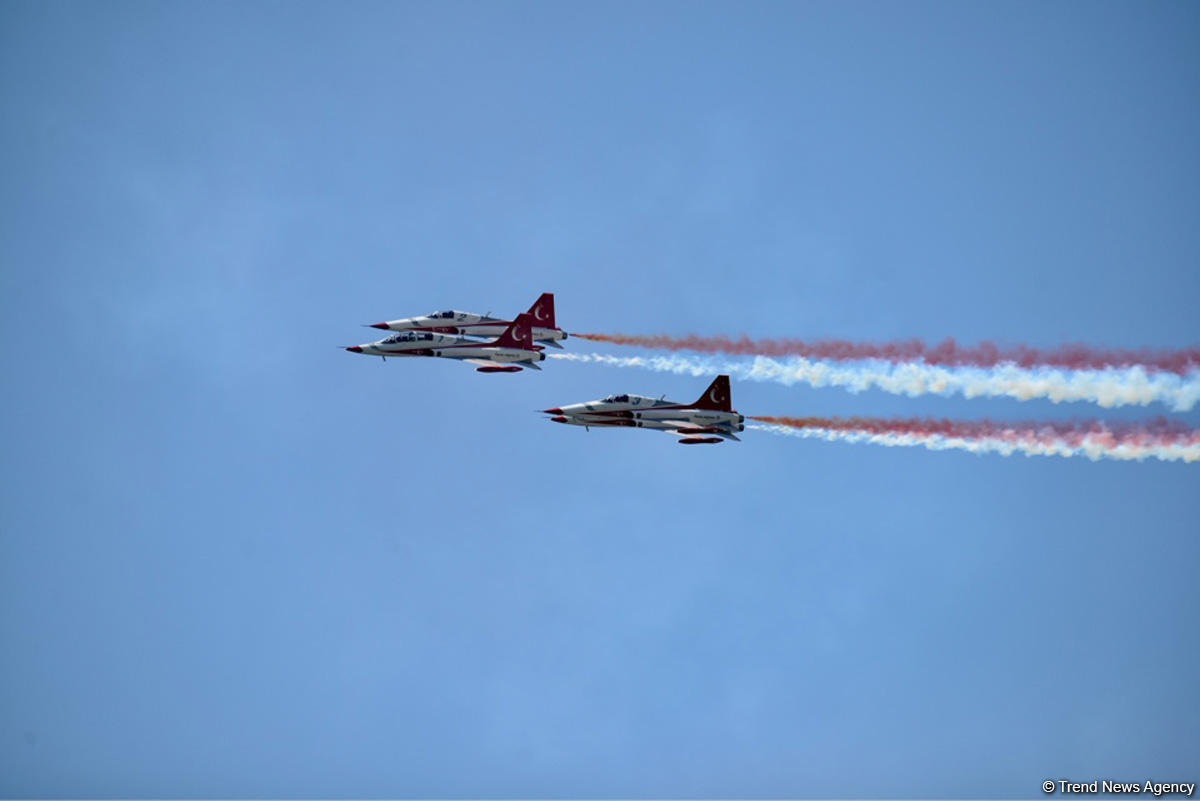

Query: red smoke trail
left=573, top=333, right=1200, bottom=375
left=749, top=415, right=1200, bottom=450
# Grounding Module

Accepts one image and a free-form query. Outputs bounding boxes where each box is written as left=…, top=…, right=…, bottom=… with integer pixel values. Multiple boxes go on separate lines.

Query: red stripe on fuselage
left=406, top=322, right=563, bottom=338
left=567, top=405, right=735, bottom=416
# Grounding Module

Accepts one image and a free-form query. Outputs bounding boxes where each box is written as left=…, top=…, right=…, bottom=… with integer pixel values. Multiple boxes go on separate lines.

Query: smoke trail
left=574, top=333, right=1200, bottom=376
left=548, top=352, right=1200, bottom=411
left=747, top=416, right=1200, bottom=463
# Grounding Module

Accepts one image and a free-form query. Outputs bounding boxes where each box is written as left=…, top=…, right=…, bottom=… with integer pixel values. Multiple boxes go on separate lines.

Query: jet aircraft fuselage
left=347, top=313, right=546, bottom=372
left=542, top=376, right=744, bottom=444
left=368, top=293, right=567, bottom=346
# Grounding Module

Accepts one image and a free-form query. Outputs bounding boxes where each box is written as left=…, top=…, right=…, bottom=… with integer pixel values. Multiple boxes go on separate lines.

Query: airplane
left=365, top=292, right=567, bottom=348
left=346, top=312, right=546, bottom=372
left=541, top=375, right=744, bottom=444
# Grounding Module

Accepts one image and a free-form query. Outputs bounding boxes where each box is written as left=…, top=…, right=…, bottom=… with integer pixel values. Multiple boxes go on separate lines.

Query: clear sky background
left=2, top=1, right=1198, bottom=797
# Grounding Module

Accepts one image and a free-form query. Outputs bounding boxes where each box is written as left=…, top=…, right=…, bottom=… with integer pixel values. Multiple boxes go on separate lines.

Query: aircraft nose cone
left=542, top=407, right=563, bottom=415
left=345, top=346, right=363, bottom=353
left=368, top=323, right=389, bottom=330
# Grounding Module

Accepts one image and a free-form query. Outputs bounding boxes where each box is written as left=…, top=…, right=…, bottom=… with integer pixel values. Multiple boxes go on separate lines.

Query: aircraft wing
left=463, top=357, right=541, bottom=370
left=640, top=418, right=742, bottom=441
left=463, top=357, right=517, bottom=369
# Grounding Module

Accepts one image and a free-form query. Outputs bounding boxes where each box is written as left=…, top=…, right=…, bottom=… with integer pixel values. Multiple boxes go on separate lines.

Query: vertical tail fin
left=692, top=375, right=732, bottom=411
left=493, top=313, right=536, bottom=350
left=526, top=292, right=556, bottom=328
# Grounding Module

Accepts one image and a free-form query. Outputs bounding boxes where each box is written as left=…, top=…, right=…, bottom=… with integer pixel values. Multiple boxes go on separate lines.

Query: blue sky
left=2, top=1, right=1198, bottom=796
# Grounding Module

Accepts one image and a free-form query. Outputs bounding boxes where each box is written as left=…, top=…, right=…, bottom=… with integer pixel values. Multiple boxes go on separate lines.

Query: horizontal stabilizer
left=543, top=339, right=564, bottom=348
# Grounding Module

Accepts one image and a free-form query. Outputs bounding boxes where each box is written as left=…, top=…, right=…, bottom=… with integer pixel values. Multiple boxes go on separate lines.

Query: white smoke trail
left=549, top=352, right=1200, bottom=412
left=746, top=424, right=1200, bottom=463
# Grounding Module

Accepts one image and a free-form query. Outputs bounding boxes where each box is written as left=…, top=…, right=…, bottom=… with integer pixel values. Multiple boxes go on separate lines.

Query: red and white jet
left=542, top=375, right=745, bottom=444
left=366, top=292, right=567, bottom=348
left=346, top=313, right=546, bottom=372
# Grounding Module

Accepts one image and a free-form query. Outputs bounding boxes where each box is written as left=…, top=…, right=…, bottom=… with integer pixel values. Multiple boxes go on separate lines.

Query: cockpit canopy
left=598, top=393, right=666, bottom=405
left=383, top=332, right=434, bottom=343
left=426, top=310, right=459, bottom=319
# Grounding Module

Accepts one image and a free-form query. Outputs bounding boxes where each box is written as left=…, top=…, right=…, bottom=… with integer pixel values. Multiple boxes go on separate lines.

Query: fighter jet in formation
left=346, top=312, right=546, bottom=372
left=541, top=375, right=744, bottom=444
left=366, top=292, right=567, bottom=348
left=347, top=295, right=746, bottom=445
